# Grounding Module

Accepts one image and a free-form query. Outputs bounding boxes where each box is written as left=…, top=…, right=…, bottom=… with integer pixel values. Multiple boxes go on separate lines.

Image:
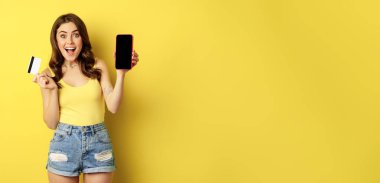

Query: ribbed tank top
left=58, top=79, right=105, bottom=126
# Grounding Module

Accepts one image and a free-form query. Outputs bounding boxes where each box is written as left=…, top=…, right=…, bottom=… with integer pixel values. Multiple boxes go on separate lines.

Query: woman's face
left=56, top=22, right=83, bottom=62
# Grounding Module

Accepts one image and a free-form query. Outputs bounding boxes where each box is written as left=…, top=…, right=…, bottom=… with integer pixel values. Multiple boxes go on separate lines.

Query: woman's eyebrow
left=58, top=30, right=78, bottom=34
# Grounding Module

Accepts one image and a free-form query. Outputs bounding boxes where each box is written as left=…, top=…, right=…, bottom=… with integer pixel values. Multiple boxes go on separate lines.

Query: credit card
left=27, top=56, right=41, bottom=74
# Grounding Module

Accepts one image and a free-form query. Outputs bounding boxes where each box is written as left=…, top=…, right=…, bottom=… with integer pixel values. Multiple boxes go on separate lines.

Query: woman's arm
left=96, top=51, right=139, bottom=113
left=40, top=88, right=60, bottom=129
left=96, top=59, right=125, bottom=114
left=33, top=69, right=60, bottom=129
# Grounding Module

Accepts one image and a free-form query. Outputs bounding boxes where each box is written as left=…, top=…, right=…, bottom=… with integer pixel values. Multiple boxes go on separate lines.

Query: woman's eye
left=74, top=33, right=80, bottom=38
left=60, top=34, right=66, bottom=38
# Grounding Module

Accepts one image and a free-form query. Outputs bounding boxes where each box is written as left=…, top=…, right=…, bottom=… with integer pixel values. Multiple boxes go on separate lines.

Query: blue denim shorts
left=46, top=122, right=116, bottom=176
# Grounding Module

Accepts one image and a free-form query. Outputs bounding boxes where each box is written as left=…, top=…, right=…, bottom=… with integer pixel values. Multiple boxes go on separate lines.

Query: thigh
left=83, top=172, right=113, bottom=183
left=48, top=172, right=79, bottom=183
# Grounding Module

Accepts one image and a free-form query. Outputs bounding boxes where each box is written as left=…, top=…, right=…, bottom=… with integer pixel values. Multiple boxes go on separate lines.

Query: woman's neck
left=63, top=60, right=79, bottom=68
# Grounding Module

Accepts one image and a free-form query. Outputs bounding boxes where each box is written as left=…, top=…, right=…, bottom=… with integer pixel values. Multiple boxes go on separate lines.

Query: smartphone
left=116, top=34, right=133, bottom=69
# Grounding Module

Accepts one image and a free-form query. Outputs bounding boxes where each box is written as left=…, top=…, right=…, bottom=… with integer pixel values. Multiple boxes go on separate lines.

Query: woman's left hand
left=116, top=50, right=139, bottom=76
left=131, top=50, right=139, bottom=67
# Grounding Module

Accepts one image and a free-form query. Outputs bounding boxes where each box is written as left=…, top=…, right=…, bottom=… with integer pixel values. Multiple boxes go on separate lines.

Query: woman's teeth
left=65, top=48, right=76, bottom=55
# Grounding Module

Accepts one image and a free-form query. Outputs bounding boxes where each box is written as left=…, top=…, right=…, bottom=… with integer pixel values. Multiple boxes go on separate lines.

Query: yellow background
left=0, top=0, right=379, bottom=182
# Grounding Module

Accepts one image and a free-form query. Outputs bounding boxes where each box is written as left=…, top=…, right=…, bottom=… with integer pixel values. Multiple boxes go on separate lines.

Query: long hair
left=49, top=13, right=101, bottom=88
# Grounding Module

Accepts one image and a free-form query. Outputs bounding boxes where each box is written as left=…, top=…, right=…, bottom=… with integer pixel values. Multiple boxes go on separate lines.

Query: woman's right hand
left=33, top=73, right=57, bottom=90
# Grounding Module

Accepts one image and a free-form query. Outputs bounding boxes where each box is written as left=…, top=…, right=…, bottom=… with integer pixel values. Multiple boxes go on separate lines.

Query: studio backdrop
left=0, top=0, right=379, bottom=182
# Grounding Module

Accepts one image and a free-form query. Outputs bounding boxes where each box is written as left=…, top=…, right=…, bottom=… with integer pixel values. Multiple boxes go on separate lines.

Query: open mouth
left=65, top=47, right=76, bottom=55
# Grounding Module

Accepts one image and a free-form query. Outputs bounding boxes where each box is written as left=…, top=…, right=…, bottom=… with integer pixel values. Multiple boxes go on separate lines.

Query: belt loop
left=91, top=125, right=95, bottom=135
left=67, top=125, right=72, bottom=135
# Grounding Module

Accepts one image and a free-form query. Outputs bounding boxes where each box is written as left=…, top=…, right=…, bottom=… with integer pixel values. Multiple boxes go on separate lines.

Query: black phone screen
left=116, top=34, right=133, bottom=69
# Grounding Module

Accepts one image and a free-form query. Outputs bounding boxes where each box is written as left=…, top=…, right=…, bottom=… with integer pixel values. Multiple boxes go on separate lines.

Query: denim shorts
left=46, top=122, right=116, bottom=176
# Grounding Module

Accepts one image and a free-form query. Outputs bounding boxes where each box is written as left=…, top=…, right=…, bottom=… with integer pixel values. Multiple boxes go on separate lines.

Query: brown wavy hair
left=49, top=13, right=101, bottom=88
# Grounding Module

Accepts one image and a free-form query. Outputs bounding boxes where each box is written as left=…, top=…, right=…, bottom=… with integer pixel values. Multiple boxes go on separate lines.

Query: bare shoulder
left=94, top=58, right=108, bottom=71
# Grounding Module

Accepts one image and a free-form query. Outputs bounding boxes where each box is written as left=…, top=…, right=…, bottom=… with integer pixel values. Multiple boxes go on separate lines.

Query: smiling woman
left=57, top=25, right=81, bottom=59
left=32, top=13, right=140, bottom=183
left=48, top=14, right=101, bottom=89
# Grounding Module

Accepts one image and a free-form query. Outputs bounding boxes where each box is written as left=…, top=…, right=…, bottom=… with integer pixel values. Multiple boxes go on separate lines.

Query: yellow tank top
left=58, top=79, right=105, bottom=126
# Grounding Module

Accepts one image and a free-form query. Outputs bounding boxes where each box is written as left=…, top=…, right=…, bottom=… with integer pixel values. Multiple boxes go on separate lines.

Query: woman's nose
left=67, top=37, right=73, bottom=44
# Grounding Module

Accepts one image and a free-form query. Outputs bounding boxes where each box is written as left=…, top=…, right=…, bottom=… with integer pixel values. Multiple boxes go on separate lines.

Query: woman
left=33, top=13, right=139, bottom=183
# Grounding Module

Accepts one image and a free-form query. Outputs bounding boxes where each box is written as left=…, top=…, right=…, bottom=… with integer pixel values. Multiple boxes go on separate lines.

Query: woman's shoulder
left=94, top=58, right=108, bottom=71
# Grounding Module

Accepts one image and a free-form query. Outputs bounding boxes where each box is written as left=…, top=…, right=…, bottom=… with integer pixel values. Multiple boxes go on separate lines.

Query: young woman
left=33, top=13, right=139, bottom=183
